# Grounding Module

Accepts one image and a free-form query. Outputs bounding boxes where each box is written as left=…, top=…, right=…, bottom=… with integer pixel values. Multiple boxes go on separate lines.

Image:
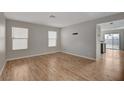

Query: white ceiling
left=4, top=12, right=119, bottom=28
left=100, top=19, right=124, bottom=31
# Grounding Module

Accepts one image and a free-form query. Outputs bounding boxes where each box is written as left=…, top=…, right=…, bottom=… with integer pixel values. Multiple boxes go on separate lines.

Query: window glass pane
left=13, top=39, right=28, bottom=50
left=112, top=34, right=119, bottom=49
left=105, top=34, right=120, bottom=50
left=105, top=34, right=112, bottom=49
left=48, top=31, right=57, bottom=38
left=48, top=39, right=56, bottom=47
left=48, top=31, right=57, bottom=47
left=12, top=27, right=28, bottom=38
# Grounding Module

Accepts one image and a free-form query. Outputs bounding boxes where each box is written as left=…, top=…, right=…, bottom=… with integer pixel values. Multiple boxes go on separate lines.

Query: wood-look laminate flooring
left=0, top=49, right=124, bottom=81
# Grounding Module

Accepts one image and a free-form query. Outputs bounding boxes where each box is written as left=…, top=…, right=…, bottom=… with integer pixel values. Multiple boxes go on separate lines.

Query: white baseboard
left=0, top=61, right=6, bottom=76
left=2, top=51, right=95, bottom=75
left=6, top=50, right=95, bottom=62
left=6, top=51, right=59, bottom=61
left=62, top=51, right=96, bottom=61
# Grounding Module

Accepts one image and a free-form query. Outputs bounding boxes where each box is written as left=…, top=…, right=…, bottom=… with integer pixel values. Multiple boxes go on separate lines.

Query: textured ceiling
left=5, top=12, right=119, bottom=28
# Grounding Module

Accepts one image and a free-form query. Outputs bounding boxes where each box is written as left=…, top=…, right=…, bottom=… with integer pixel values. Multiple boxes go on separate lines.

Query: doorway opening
left=96, top=19, right=124, bottom=59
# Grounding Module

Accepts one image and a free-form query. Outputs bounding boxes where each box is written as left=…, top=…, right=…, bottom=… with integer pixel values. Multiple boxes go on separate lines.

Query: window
left=12, top=27, right=28, bottom=50
left=48, top=31, right=57, bottom=47
left=104, top=33, right=120, bottom=50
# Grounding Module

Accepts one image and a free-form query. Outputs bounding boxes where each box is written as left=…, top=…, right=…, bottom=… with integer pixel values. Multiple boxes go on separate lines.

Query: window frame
left=48, top=31, right=57, bottom=47
left=12, top=27, right=29, bottom=50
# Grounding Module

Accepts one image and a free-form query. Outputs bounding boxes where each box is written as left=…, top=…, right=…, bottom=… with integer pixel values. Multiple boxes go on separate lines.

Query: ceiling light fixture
left=49, top=15, right=56, bottom=18
left=110, top=22, right=113, bottom=24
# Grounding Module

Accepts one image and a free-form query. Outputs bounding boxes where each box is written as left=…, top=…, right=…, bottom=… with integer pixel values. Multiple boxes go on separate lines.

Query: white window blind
left=12, top=27, right=28, bottom=50
left=48, top=31, right=57, bottom=47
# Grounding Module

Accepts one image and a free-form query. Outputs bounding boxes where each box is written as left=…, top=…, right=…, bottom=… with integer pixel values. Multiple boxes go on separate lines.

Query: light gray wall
left=0, top=13, right=6, bottom=73
left=6, top=19, right=61, bottom=60
left=61, top=13, right=124, bottom=59
left=101, top=29, right=124, bottom=50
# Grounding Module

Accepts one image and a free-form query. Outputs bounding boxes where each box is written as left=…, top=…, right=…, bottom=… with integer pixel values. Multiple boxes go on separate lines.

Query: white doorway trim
left=96, top=24, right=102, bottom=59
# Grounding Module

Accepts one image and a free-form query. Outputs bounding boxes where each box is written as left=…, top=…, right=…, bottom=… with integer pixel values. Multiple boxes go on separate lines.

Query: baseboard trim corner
left=62, top=51, right=96, bottom=61
left=0, top=61, right=6, bottom=76
left=6, top=51, right=60, bottom=61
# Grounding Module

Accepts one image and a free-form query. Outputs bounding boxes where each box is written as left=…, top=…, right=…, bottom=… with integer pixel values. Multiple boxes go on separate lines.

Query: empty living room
left=0, top=12, right=124, bottom=81
left=0, top=0, right=124, bottom=93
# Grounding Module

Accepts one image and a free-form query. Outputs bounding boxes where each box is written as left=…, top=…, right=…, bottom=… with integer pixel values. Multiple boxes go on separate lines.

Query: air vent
left=72, top=33, right=78, bottom=35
